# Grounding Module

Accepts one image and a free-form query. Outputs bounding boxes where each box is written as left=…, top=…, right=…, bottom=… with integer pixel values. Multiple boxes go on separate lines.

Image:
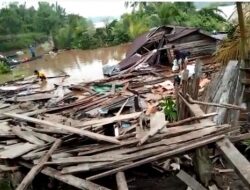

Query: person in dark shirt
left=171, top=45, right=191, bottom=70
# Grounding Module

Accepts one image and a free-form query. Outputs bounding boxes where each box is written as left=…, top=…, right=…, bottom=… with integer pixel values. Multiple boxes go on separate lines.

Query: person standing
left=29, top=45, right=36, bottom=58
left=171, top=45, right=191, bottom=70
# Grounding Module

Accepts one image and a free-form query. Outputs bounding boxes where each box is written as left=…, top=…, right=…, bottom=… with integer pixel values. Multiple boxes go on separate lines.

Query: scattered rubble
left=0, top=26, right=249, bottom=190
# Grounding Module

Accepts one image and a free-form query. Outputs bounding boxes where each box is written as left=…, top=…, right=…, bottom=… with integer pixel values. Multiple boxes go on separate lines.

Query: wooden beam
left=187, top=94, right=245, bottom=110
left=216, top=138, right=250, bottom=188
left=86, top=135, right=224, bottom=181
left=166, top=112, right=217, bottom=127
left=19, top=161, right=110, bottom=190
left=0, top=143, right=38, bottom=159
left=176, top=170, right=207, bottom=190
left=4, top=113, right=120, bottom=144
left=116, top=172, right=129, bottom=190
left=230, top=133, right=250, bottom=142
left=16, top=139, right=62, bottom=190
left=76, top=112, right=142, bottom=127
left=12, top=127, right=45, bottom=145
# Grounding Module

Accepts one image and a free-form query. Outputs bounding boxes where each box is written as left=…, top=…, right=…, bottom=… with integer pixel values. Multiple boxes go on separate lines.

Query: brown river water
left=0, top=43, right=129, bottom=85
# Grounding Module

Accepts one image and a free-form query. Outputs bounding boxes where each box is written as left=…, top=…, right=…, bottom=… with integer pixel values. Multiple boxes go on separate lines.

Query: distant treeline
left=0, top=2, right=231, bottom=52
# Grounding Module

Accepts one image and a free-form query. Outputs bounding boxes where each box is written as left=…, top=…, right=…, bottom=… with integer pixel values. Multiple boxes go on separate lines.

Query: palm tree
left=215, top=2, right=249, bottom=64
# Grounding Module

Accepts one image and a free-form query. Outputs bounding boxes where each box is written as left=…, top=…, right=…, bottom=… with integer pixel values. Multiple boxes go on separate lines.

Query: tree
left=215, top=3, right=250, bottom=64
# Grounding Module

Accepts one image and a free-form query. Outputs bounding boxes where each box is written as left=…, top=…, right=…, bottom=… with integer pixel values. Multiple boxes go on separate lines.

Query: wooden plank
left=0, top=143, right=37, bottom=159
left=7, top=93, right=56, bottom=102
left=25, top=130, right=57, bottom=143
left=139, top=112, right=166, bottom=145
left=241, top=78, right=250, bottom=85
left=19, top=162, right=111, bottom=190
left=216, top=138, right=250, bottom=188
left=86, top=135, right=225, bottom=180
left=61, top=162, right=130, bottom=174
left=116, top=172, right=129, bottom=190
left=4, top=113, right=120, bottom=145
left=22, top=150, right=46, bottom=161
left=61, top=163, right=110, bottom=174
left=47, top=156, right=120, bottom=165
left=16, top=139, right=62, bottom=190
left=187, top=94, right=245, bottom=110
left=176, top=170, right=207, bottom=190
left=0, top=103, right=10, bottom=109
left=0, top=165, right=19, bottom=172
left=166, top=112, right=217, bottom=127
left=76, top=112, right=142, bottom=127
left=12, top=127, right=45, bottom=145
left=230, top=133, right=250, bottom=142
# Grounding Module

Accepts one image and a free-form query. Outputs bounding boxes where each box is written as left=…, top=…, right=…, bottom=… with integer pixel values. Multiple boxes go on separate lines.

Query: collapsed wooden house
left=117, top=25, right=219, bottom=72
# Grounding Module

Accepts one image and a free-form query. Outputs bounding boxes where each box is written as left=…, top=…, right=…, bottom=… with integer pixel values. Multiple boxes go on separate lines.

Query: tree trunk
left=236, top=2, right=247, bottom=59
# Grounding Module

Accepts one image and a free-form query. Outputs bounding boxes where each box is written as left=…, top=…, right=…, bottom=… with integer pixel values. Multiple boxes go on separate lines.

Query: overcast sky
left=0, top=0, right=235, bottom=20
left=0, top=0, right=132, bottom=18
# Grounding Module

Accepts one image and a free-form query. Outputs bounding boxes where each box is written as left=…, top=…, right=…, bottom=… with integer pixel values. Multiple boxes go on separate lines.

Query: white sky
left=0, top=0, right=236, bottom=19
left=0, top=0, right=132, bottom=18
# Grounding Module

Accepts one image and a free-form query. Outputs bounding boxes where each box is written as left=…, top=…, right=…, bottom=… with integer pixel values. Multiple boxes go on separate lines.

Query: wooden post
left=16, top=139, right=62, bottom=190
left=187, top=60, right=212, bottom=187
left=178, top=69, right=189, bottom=120
left=114, top=113, right=129, bottom=190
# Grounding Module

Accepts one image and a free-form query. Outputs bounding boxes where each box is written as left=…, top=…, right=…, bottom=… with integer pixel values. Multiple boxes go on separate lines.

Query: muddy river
left=0, top=43, right=129, bottom=84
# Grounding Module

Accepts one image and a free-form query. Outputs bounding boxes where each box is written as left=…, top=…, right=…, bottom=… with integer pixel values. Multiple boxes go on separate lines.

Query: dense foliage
left=0, top=2, right=229, bottom=51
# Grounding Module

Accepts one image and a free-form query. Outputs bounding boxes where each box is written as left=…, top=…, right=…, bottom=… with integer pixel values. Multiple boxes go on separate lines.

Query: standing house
left=118, top=25, right=220, bottom=71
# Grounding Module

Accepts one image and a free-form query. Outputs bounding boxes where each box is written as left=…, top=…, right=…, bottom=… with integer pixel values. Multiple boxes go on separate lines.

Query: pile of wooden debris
left=0, top=58, right=249, bottom=190
left=0, top=26, right=249, bottom=190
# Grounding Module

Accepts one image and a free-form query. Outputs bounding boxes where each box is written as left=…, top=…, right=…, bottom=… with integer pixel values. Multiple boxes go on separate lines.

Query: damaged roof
left=125, top=25, right=218, bottom=58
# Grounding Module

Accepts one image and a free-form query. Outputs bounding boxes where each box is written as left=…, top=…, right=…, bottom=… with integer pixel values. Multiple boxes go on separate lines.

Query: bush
left=159, top=97, right=178, bottom=122
left=0, top=61, right=11, bottom=74
left=0, top=33, right=48, bottom=52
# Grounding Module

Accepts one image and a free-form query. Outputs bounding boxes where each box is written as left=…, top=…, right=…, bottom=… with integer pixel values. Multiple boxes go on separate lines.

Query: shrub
left=0, top=61, right=11, bottom=74
left=0, top=33, right=48, bottom=52
left=159, top=97, right=178, bottom=122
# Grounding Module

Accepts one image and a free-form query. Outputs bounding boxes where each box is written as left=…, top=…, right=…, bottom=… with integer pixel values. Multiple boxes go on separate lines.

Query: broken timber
left=4, top=113, right=120, bottom=144
left=86, top=135, right=224, bottom=180
left=216, top=138, right=250, bottom=188
left=16, top=139, right=62, bottom=190
left=177, top=170, right=207, bottom=190
left=19, top=162, right=110, bottom=190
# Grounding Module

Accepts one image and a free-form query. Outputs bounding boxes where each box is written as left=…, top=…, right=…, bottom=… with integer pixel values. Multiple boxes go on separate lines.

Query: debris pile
left=0, top=26, right=249, bottom=190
